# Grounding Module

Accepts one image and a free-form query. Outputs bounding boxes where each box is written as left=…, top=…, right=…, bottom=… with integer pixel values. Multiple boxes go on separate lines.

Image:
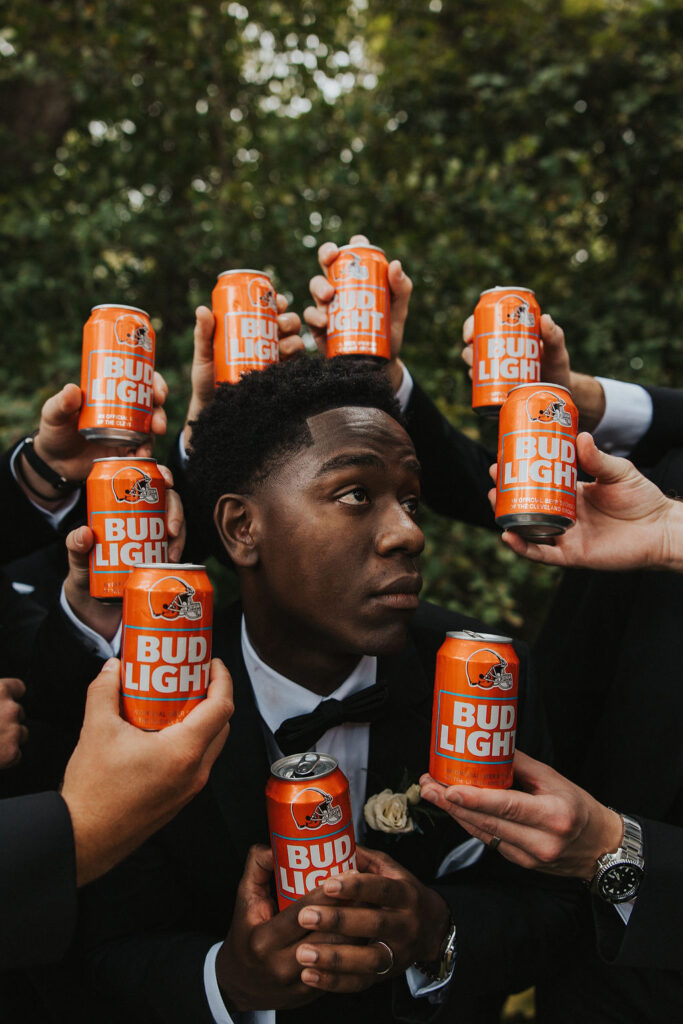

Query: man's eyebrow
left=315, top=453, right=386, bottom=476
left=403, top=457, right=422, bottom=479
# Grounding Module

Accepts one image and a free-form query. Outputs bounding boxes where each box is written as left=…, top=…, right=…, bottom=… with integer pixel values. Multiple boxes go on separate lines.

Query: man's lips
left=370, top=575, right=423, bottom=609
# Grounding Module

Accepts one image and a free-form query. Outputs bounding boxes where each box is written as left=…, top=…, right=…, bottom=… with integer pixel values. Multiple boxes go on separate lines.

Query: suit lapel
left=209, top=607, right=272, bottom=864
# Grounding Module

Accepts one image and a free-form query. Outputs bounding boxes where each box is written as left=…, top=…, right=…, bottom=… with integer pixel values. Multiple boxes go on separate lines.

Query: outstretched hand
left=492, top=432, right=683, bottom=571
left=304, top=234, right=412, bottom=392
left=420, top=751, right=623, bottom=882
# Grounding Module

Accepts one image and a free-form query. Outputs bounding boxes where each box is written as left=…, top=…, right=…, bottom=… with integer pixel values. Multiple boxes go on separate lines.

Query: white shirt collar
left=240, top=615, right=378, bottom=736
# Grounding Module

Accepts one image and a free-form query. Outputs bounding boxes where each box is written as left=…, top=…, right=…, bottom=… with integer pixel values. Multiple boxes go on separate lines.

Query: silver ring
left=375, top=940, right=395, bottom=975
left=489, top=835, right=502, bottom=852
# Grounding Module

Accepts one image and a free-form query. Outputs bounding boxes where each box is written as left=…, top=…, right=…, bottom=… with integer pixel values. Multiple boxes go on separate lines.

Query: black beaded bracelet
left=17, top=433, right=81, bottom=495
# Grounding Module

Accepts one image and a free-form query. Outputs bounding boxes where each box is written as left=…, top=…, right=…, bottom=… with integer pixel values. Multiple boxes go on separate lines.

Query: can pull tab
left=293, top=752, right=321, bottom=778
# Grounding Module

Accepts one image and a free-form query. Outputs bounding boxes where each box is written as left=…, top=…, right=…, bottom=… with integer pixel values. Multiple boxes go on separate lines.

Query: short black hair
left=187, top=354, right=405, bottom=551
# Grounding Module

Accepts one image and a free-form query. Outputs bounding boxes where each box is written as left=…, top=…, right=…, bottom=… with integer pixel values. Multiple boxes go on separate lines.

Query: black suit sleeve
left=0, top=791, right=77, bottom=969
left=0, top=442, right=85, bottom=565
left=626, top=385, right=683, bottom=469
left=592, top=816, right=683, bottom=970
left=404, top=381, right=497, bottom=529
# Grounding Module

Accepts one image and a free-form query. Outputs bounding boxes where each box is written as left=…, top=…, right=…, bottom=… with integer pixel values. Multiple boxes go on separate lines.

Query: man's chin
left=358, top=615, right=413, bottom=656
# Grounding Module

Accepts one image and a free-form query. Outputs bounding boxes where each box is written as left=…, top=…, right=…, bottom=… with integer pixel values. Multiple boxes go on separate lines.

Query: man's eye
left=403, top=496, right=420, bottom=515
left=339, top=487, right=369, bottom=506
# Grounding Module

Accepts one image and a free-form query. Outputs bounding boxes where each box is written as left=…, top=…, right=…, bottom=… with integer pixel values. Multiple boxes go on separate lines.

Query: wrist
left=64, top=580, right=122, bottom=642
left=418, top=889, right=451, bottom=963
left=569, top=372, right=606, bottom=433
left=658, top=500, right=683, bottom=572
left=579, top=806, right=624, bottom=882
left=384, top=357, right=404, bottom=393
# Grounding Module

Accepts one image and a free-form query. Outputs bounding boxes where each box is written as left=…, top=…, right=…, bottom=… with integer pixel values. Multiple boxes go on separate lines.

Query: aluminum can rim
left=337, top=243, right=386, bottom=256
left=131, top=563, right=206, bottom=571
left=506, top=381, right=572, bottom=398
left=216, top=269, right=272, bottom=280
left=92, top=456, right=158, bottom=465
left=479, top=286, right=536, bottom=297
left=271, top=752, right=339, bottom=781
left=90, top=303, right=150, bottom=315
left=446, top=629, right=514, bottom=644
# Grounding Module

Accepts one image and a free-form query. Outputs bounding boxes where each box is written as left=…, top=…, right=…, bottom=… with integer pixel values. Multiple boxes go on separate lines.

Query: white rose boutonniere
left=364, top=783, right=423, bottom=835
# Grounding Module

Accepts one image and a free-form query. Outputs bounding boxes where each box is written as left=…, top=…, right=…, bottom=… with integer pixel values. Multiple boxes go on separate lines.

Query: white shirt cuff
left=59, top=583, right=122, bottom=659
left=593, top=378, right=653, bottom=457
left=395, top=362, right=414, bottom=412
left=203, top=942, right=276, bottom=1024
left=406, top=959, right=455, bottom=1001
left=615, top=898, right=635, bottom=925
left=9, top=445, right=81, bottom=529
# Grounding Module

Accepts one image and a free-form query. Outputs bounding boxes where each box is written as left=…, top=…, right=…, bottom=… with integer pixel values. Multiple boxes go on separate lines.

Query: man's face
left=246, top=406, right=424, bottom=659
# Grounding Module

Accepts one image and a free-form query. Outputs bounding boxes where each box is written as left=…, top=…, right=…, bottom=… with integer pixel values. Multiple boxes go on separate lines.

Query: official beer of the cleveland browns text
left=496, top=382, right=578, bottom=538
left=472, top=287, right=541, bottom=417
left=266, top=752, right=357, bottom=911
left=326, top=244, right=391, bottom=360
left=430, top=631, right=519, bottom=789
left=78, top=304, right=156, bottom=444
left=87, top=458, right=167, bottom=601
left=121, top=564, right=213, bottom=731
left=212, top=270, right=279, bottom=384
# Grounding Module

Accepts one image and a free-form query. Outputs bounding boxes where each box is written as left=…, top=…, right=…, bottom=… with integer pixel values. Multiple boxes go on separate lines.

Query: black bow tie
left=274, top=682, right=389, bottom=756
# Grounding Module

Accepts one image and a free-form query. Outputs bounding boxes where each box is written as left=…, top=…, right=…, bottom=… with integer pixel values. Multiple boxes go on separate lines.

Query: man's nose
left=375, top=504, right=424, bottom=558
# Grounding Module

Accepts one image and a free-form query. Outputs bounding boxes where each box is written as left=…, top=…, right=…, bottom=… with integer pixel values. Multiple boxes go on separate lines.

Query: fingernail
left=447, top=791, right=463, bottom=805
left=298, top=946, right=318, bottom=965
left=299, top=909, right=319, bottom=927
left=323, top=879, right=342, bottom=895
left=302, top=969, right=320, bottom=985
left=103, top=658, right=118, bottom=670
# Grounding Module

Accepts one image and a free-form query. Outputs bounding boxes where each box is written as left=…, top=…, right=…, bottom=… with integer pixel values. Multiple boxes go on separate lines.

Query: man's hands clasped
left=215, top=844, right=451, bottom=1011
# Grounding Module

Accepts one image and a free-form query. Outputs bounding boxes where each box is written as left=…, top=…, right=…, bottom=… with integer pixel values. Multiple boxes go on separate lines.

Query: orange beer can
left=266, top=752, right=357, bottom=911
left=472, top=286, right=541, bottom=417
left=78, top=304, right=156, bottom=444
left=212, top=270, right=279, bottom=384
left=121, top=564, right=213, bottom=731
left=87, top=458, right=167, bottom=601
left=430, top=631, right=519, bottom=789
left=496, top=382, right=578, bottom=538
left=326, top=244, right=391, bottom=360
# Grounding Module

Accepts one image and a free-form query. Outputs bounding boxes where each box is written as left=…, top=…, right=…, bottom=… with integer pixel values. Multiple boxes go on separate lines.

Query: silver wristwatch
left=415, top=920, right=457, bottom=982
left=589, top=813, right=645, bottom=904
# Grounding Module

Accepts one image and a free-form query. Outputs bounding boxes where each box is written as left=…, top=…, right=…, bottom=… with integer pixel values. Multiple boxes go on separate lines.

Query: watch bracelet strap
left=19, top=433, right=81, bottom=494
left=413, top=919, right=456, bottom=981
left=619, top=813, right=644, bottom=863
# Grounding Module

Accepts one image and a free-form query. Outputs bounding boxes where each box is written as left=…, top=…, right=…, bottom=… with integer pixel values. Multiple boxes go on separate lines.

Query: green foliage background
left=1, top=0, right=682, bottom=639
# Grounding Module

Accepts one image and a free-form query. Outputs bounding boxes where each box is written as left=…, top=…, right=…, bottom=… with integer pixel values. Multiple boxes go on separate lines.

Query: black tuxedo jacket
left=76, top=601, right=581, bottom=1024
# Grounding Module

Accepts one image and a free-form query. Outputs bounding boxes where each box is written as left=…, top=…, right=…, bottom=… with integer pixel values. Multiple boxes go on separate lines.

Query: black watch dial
left=598, top=863, right=644, bottom=903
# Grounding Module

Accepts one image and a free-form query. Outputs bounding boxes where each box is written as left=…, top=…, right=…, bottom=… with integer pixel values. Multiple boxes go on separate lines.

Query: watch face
left=598, top=863, right=644, bottom=902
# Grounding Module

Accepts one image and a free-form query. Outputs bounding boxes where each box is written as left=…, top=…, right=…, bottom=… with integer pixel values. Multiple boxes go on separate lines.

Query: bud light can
left=472, top=286, right=541, bottom=417
left=87, top=458, right=167, bottom=602
left=266, top=752, right=357, bottom=910
left=430, top=631, right=519, bottom=788
left=326, top=244, right=391, bottom=360
left=121, top=564, right=213, bottom=730
left=496, top=382, right=578, bottom=538
left=78, top=304, right=156, bottom=444
left=212, top=270, right=279, bottom=384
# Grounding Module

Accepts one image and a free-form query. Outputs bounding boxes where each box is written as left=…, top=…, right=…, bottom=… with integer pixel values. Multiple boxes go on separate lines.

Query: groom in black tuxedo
left=77, top=357, right=580, bottom=1024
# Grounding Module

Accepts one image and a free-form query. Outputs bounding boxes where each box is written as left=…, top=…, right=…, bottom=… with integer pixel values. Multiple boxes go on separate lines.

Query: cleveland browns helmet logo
left=247, top=277, right=278, bottom=313
left=114, top=314, right=153, bottom=352
left=291, top=788, right=343, bottom=831
left=111, top=466, right=159, bottom=504
left=466, top=648, right=514, bottom=691
left=336, top=251, right=369, bottom=281
left=148, top=577, right=202, bottom=621
left=494, top=294, right=536, bottom=329
left=526, top=389, right=572, bottom=427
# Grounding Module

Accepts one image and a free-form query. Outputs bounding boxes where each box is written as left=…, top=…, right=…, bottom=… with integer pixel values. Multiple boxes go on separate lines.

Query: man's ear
left=214, top=494, right=260, bottom=567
